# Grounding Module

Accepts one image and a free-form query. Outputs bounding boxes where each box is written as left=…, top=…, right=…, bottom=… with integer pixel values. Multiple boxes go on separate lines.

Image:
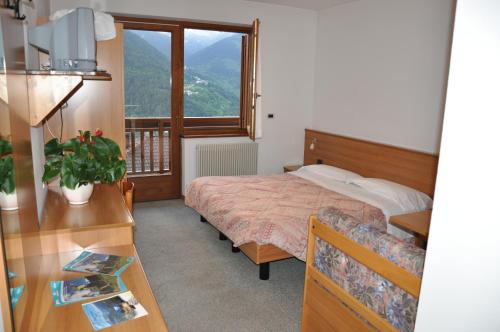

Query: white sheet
left=289, top=167, right=414, bottom=239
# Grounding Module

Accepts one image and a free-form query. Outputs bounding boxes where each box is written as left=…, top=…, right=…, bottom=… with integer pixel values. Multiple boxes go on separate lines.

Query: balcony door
left=122, top=23, right=182, bottom=201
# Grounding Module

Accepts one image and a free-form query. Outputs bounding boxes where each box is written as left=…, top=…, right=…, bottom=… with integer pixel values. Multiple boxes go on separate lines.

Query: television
left=28, top=7, right=96, bottom=71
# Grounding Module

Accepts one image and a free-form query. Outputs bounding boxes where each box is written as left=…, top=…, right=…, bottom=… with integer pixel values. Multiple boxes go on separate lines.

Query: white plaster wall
left=415, top=0, right=500, bottom=330
left=312, top=0, right=455, bottom=153
left=50, top=0, right=317, bottom=190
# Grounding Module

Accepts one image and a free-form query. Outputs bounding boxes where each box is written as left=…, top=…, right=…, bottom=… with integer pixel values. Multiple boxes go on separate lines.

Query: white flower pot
left=0, top=190, right=19, bottom=211
left=62, top=183, right=94, bottom=205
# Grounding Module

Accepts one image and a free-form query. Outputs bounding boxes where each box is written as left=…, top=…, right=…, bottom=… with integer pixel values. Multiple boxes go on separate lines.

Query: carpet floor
left=133, top=199, right=306, bottom=332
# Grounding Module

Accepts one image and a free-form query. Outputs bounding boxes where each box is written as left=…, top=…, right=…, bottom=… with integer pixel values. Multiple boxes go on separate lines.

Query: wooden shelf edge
left=27, top=70, right=112, bottom=81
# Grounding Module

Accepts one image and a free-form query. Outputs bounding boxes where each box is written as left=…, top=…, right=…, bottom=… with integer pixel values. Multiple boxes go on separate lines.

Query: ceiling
left=246, top=0, right=355, bottom=11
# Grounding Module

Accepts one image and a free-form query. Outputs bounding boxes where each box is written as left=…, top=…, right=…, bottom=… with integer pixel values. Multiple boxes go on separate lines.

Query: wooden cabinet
left=389, top=210, right=432, bottom=248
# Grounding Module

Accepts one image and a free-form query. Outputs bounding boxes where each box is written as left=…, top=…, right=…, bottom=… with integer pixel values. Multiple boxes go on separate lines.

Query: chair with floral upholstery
left=301, top=207, right=426, bottom=332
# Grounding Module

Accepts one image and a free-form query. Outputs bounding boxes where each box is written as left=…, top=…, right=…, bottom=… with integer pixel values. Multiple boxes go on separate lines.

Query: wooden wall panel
left=304, top=129, right=439, bottom=197
left=44, top=23, right=125, bottom=154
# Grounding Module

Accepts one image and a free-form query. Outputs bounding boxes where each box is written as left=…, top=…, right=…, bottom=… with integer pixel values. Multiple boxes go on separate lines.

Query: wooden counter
left=2, top=184, right=135, bottom=259
left=8, top=245, right=168, bottom=332
left=2, top=184, right=134, bottom=236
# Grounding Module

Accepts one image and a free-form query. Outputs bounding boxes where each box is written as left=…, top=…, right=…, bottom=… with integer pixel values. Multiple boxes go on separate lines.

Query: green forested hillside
left=124, top=30, right=243, bottom=118
left=124, top=31, right=171, bottom=117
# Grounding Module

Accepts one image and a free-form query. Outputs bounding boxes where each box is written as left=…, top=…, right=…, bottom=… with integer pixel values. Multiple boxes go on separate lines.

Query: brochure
left=10, top=285, right=24, bottom=309
left=50, top=274, right=127, bottom=306
left=63, top=251, right=134, bottom=276
left=82, top=291, right=148, bottom=331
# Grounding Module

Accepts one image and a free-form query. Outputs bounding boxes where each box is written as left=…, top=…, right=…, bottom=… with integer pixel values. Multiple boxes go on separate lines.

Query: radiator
left=196, top=143, right=258, bottom=177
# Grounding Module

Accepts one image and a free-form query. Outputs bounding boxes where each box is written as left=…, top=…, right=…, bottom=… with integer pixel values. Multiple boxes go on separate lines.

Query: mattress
left=185, top=173, right=386, bottom=261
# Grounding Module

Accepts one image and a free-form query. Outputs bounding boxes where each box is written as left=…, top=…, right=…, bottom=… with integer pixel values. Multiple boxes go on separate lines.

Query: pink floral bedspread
left=185, top=174, right=386, bottom=261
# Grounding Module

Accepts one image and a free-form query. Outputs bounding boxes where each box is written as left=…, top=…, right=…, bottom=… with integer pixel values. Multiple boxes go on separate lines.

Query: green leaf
left=61, top=138, right=80, bottom=152
left=60, top=155, right=79, bottom=189
left=42, top=155, right=63, bottom=183
left=0, top=139, right=13, bottom=156
left=44, top=138, right=62, bottom=157
left=0, top=156, right=15, bottom=194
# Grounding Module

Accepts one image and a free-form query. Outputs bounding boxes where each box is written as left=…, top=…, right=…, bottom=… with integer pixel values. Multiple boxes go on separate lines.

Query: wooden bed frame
left=301, top=215, right=422, bottom=331
left=202, top=129, right=439, bottom=280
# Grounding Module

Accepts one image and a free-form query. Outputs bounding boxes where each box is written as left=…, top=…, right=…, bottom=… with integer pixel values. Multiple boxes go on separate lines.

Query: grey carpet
left=133, top=199, right=306, bottom=332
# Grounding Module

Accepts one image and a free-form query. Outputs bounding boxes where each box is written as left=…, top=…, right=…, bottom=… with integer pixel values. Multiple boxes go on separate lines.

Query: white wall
left=416, top=0, right=500, bottom=330
left=312, top=0, right=454, bottom=153
left=51, top=0, right=317, bottom=190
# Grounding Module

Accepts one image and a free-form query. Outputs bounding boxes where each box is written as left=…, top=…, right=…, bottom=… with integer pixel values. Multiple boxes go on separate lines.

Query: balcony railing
left=125, top=118, right=170, bottom=175
left=125, top=117, right=240, bottom=176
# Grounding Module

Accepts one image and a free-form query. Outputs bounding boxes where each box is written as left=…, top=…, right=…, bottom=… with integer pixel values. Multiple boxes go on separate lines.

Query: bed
left=185, top=129, right=438, bottom=279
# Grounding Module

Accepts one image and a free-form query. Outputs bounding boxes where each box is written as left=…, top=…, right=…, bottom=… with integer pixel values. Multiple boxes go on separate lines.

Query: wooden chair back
left=121, top=180, right=135, bottom=214
left=301, top=215, right=422, bottom=332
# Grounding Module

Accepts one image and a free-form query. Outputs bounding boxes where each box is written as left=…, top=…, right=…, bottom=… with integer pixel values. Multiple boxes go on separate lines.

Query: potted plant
left=0, top=139, right=18, bottom=211
left=43, top=129, right=126, bottom=205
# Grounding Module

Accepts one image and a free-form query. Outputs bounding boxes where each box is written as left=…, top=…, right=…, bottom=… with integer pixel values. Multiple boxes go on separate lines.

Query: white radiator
left=196, top=143, right=258, bottom=177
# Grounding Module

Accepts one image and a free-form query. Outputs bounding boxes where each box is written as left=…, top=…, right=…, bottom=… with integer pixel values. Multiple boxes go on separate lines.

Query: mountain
left=130, top=29, right=235, bottom=58
left=184, top=30, right=234, bottom=56
left=186, top=35, right=243, bottom=85
left=128, top=30, right=171, bottom=59
left=184, top=34, right=243, bottom=117
left=124, top=31, right=171, bottom=117
left=124, top=30, right=243, bottom=118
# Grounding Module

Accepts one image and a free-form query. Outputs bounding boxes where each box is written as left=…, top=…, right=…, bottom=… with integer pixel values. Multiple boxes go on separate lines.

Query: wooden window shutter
left=245, top=19, right=260, bottom=141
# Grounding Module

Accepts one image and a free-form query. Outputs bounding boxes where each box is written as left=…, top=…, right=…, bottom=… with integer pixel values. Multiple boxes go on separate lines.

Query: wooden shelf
left=27, top=70, right=112, bottom=127
left=7, top=245, right=169, bottom=332
left=27, top=70, right=112, bottom=81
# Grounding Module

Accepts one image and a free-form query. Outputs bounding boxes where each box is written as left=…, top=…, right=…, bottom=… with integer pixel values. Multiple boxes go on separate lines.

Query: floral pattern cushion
left=314, top=207, right=426, bottom=332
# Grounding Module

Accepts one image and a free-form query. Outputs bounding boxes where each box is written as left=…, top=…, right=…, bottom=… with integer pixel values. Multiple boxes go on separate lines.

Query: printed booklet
left=50, top=274, right=127, bottom=306
left=63, top=251, right=134, bottom=276
left=82, top=291, right=148, bottom=331
left=10, top=285, right=24, bottom=309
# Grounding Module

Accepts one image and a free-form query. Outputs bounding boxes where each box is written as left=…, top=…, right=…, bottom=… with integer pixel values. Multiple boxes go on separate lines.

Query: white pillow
left=349, top=178, right=433, bottom=212
left=297, top=164, right=363, bottom=183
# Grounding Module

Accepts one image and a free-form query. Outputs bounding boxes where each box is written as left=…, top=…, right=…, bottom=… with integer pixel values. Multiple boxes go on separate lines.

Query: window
left=184, top=29, right=244, bottom=119
left=118, top=17, right=259, bottom=176
left=123, top=29, right=173, bottom=175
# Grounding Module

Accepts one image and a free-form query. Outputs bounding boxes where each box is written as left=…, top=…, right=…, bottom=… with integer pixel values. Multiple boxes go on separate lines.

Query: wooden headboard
left=304, top=129, right=439, bottom=197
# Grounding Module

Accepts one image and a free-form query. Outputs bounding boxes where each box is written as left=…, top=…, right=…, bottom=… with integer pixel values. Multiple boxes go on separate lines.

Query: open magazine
left=82, top=291, right=148, bottom=331
left=50, top=274, right=127, bottom=306
left=63, top=251, right=134, bottom=276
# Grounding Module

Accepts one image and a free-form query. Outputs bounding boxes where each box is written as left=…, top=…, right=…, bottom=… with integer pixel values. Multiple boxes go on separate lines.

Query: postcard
left=10, top=285, right=24, bottom=309
left=50, top=274, right=127, bottom=306
left=82, top=291, right=148, bottom=331
left=63, top=251, right=135, bottom=276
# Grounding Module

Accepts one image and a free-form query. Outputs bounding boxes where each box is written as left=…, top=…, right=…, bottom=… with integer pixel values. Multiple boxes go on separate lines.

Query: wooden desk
left=390, top=210, right=432, bottom=247
left=8, top=245, right=168, bottom=332
left=283, top=164, right=302, bottom=173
